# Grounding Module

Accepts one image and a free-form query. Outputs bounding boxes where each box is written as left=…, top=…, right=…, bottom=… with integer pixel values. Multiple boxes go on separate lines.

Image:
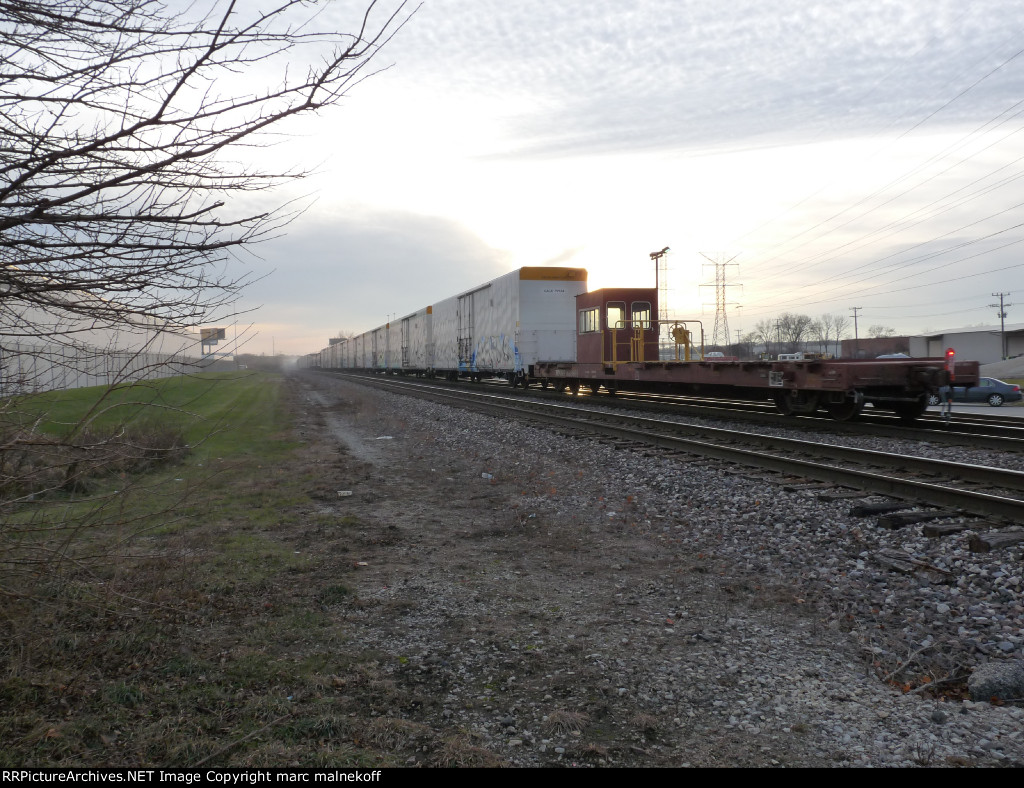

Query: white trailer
left=431, top=267, right=586, bottom=383
left=351, top=333, right=367, bottom=369
left=394, top=306, right=433, bottom=374
left=370, top=325, right=388, bottom=370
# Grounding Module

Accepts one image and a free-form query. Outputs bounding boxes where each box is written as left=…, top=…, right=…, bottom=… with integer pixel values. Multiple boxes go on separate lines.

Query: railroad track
left=323, top=371, right=1024, bottom=529
left=325, top=370, right=1024, bottom=453
left=592, top=389, right=1024, bottom=450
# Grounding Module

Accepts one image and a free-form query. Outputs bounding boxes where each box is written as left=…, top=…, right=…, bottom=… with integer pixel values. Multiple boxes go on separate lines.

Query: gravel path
left=294, top=371, right=1024, bottom=767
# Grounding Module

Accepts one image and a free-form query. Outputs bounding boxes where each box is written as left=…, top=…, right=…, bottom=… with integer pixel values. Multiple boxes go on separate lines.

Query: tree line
left=727, top=313, right=897, bottom=358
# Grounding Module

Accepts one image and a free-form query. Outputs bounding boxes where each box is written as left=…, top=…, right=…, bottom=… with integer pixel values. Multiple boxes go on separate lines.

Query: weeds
left=432, top=735, right=507, bottom=768
left=543, top=709, right=591, bottom=736
left=0, top=372, right=427, bottom=767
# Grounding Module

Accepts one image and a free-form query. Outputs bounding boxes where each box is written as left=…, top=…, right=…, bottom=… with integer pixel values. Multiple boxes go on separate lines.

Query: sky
left=225, top=0, right=1024, bottom=356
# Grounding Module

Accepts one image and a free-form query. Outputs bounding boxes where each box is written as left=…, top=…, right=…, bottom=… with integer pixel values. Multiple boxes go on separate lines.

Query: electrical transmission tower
left=700, top=253, right=740, bottom=349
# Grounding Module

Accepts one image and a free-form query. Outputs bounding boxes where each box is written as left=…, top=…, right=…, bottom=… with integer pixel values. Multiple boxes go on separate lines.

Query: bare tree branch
left=0, top=0, right=414, bottom=594
left=1, top=0, right=414, bottom=330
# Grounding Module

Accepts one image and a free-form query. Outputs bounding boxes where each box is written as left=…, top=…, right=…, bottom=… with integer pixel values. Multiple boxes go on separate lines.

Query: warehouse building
left=908, top=324, right=1024, bottom=364
left=0, top=296, right=214, bottom=395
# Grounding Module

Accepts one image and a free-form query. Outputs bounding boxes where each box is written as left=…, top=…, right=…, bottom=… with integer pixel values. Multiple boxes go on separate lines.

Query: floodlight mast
left=650, top=246, right=670, bottom=324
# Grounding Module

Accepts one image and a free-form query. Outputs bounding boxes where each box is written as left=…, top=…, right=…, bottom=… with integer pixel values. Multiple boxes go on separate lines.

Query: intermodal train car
left=533, top=285, right=978, bottom=420
left=300, top=267, right=978, bottom=421
left=430, top=267, right=586, bottom=383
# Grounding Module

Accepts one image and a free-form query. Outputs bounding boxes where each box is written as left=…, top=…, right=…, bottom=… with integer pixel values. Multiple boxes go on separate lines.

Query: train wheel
left=569, top=381, right=580, bottom=396
left=826, top=400, right=864, bottom=421
left=773, top=392, right=797, bottom=417
left=774, top=391, right=820, bottom=417
left=604, top=384, right=618, bottom=396
left=892, top=395, right=928, bottom=422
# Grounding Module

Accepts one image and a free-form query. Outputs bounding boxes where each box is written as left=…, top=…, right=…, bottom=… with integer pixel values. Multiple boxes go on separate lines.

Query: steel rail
left=337, top=372, right=1024, bottom=522
left=586, top=387, right=1024, bottom=449
left=331, top=369, right=1024, bottom=453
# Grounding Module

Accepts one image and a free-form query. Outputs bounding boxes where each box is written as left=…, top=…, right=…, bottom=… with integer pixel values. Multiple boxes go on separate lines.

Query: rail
left=322, top=371, right=1024, bottom=523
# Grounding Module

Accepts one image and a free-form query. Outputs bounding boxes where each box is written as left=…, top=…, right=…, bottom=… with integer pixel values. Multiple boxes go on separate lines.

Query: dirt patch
left=280, top=373, right=902, bottom=767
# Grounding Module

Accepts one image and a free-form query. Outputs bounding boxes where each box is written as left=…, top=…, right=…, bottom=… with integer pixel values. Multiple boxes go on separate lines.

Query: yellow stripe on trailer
left=519, top=267, right=587, bottom=281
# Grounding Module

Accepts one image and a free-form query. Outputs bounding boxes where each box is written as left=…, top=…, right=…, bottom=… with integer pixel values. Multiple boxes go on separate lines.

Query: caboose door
left=605, top=301, right=630, bottom=363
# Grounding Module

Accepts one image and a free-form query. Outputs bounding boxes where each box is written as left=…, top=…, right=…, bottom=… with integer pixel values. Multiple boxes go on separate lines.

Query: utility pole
left=850, top=306, right=862, bottom=358
left=990, top=292, right=1012, bottom=359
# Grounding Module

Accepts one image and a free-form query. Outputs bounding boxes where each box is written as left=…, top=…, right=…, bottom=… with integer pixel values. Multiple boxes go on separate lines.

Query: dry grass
left=431, top=735, right=508, bottom=768
left=542, top=709, right=590, bottom=736
left=0, top=373, right=426, bottom=768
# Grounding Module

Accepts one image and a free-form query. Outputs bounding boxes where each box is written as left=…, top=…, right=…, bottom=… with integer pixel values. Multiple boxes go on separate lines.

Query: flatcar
left=534, top=285, right=976, bottom=421
left=301, top=267, right=978, bottom=421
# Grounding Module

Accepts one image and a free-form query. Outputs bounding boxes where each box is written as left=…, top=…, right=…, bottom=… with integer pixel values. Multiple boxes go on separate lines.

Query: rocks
left=969, top=661, right=1024, bottom=703
left=298, top=373, right=1024, bottom=767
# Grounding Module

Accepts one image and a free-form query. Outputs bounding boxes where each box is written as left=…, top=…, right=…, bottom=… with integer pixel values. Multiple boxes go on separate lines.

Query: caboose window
left=631, top=302, right=652, bottom=330
left=578, top=307, right=600, bottom=334
left=607, top=302, right=625, bottom=330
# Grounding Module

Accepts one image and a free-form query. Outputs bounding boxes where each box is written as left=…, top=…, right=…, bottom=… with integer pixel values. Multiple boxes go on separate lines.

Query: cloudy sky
left=230, top=0, right=1024, bottom=356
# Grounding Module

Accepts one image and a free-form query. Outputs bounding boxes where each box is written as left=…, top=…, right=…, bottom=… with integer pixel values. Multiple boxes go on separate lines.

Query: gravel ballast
left=295, top=372, right=1024, bottom=767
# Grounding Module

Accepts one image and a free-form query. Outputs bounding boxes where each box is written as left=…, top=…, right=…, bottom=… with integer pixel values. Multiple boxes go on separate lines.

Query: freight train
left=301, top=266, right=978, bottom=421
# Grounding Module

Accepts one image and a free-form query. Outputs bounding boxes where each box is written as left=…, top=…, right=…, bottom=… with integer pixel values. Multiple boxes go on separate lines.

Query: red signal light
left=946, top=347, right=955, bottom=359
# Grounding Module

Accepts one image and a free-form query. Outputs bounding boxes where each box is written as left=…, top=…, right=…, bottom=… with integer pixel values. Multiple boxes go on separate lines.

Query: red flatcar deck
left=534, top=287, right=978, bottom=420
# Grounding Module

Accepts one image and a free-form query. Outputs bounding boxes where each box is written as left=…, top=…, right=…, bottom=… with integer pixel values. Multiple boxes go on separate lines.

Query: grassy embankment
left=0, top=371, right=390, bottom=767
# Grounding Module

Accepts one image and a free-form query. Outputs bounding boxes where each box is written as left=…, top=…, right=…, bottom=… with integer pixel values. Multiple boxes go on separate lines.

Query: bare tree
left=868, top=324, right=897, bottom=338
left=810, top=317, right=827, bottom=354
left=0, top=0, right=412, bottom=593
left=831, top=314, right=851, bottom=357
left=813, top=313, right=850, bottom=357
left=752, top=319, right=776, bottom=358
left=1, top=0, right=411, bottom=337
left=776, top=313, right=814, bottom=353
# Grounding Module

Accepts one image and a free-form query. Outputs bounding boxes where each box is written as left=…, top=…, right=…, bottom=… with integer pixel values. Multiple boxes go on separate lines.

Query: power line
left=739, top=41, right=1024, bottom=278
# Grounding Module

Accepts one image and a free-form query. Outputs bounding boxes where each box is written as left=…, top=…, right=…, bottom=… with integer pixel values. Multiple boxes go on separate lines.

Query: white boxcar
left=359, top=331, right=373, bottom=368
left=326, top=340, right=341, bottom=369
left=350, top=333, right=365, bottom=369
left=432, top=267, right=587, bottom=380
left=394, top=306, right=433, bottom=373
left=370, top=325, right=388, bottom=370
left=385, top=320, right=401, bottom=373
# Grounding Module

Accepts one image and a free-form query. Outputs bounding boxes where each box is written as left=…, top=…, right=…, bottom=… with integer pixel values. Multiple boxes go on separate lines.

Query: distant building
left=840, top=336, right=910, bottom=359
left=0, top=294, right=211, bottom=395
left=909, top=324, right=1024, bottom=363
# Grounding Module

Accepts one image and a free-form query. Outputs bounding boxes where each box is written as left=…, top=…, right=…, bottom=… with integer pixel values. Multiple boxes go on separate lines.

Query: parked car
left=927, top=377, right=1023, bottom=407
